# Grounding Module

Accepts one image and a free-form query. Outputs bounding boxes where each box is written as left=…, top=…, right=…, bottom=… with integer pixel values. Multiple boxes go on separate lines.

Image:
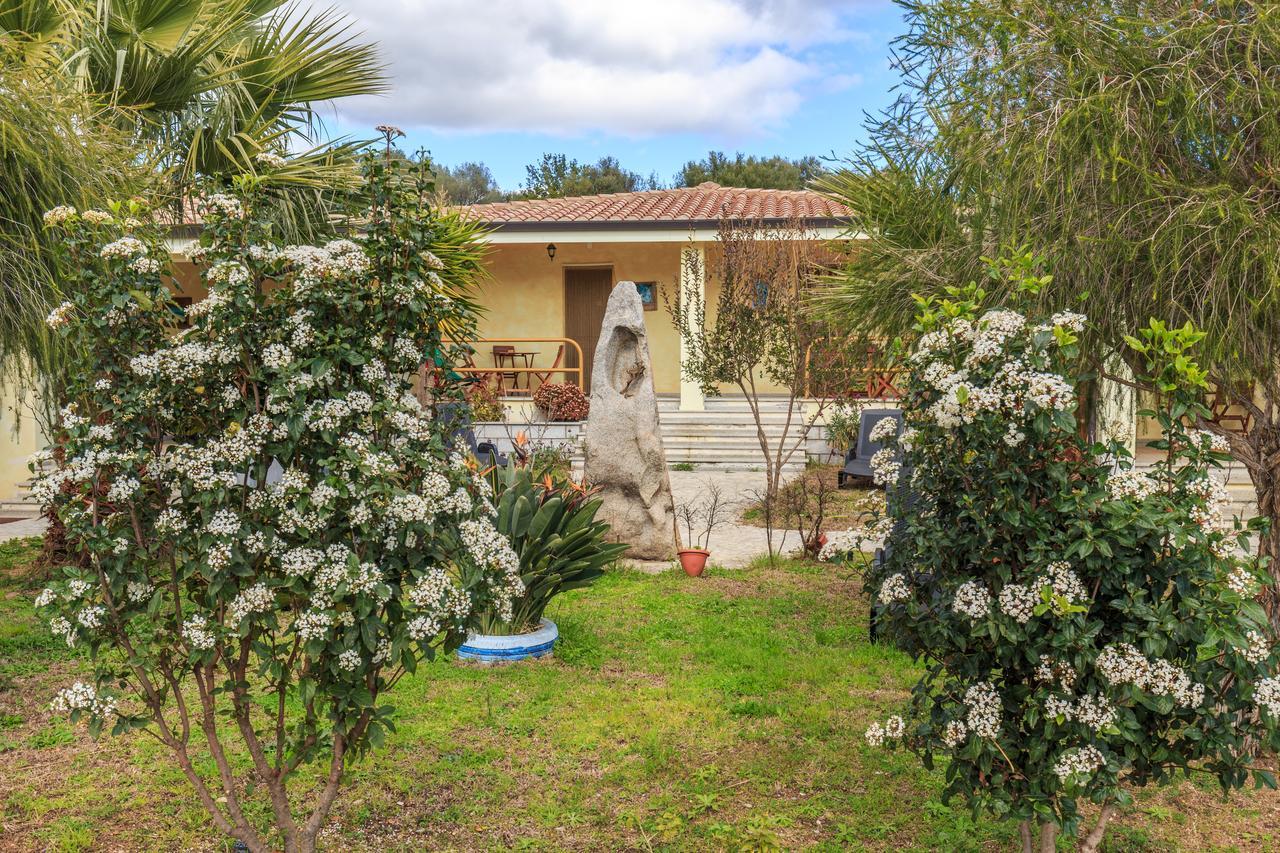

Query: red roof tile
left=465, top=182, right=849, bottom=228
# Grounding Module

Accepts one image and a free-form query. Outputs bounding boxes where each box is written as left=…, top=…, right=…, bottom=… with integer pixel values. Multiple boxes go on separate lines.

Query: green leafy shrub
left=533, top=381, right=589, bottom=421
left=476, top=463, right=626, bottom=635
left=465, top=379, right=506, bottom=422
left=853, top=268, right=1279, bottom=849
left=31, top=137, right=522, bottom=852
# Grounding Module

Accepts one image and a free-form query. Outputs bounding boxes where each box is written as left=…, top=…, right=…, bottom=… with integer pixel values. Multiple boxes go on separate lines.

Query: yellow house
left=462, top=181, right=851, bottom=411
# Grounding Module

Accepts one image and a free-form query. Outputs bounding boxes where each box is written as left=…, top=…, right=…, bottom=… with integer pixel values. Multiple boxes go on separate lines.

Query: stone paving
left=629, top=468, right=807, bottom=573
left=0, top=516, right=46, bottom=543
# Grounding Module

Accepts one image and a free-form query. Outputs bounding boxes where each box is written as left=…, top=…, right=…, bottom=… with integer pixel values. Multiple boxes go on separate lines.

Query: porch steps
left=656, top=397, right=824, bottom=472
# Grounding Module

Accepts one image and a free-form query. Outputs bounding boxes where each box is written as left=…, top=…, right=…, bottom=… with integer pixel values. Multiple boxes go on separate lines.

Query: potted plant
left=674, top=482, right=729, bottom=577
left=458, top=463, right=626, bottom=664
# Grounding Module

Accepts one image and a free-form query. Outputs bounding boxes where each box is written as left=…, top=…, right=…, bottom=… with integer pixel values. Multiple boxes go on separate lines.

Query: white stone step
left=0, top=500, right=41, bottom=520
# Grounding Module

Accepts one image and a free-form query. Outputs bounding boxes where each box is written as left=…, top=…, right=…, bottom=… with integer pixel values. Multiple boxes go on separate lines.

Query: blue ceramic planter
left=457, top=618, right=558, bottom=664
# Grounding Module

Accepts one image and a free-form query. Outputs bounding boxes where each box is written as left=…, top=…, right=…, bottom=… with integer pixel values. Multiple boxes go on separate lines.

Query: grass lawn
left=1, top=537, right=1278, bottom=851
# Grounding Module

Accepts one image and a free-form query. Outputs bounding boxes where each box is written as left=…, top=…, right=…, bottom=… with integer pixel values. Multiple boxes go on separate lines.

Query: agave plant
left=478, top=464, right=626, bottom=635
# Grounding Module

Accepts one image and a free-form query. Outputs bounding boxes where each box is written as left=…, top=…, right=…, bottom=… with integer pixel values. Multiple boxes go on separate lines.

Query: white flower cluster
left=1072, top=694, right=1117, bottom=731
left=130, top=340, right=238, bottom=383
left=818, top=516, right=894, bottom=562
left=204, top=193, right=244, bottom=220
left=963, top=681, right=1001, bottom=739
left=1254, top=677, right=1280, bottom=716
left=1243, top=630, right=1272, bottom=666
left=255, top=151, right=287, bottom=169
left=337, top=648, right=361, bottom=671
left=126, top=580, right=153, bottom=603
left=183, top=613, right=217, bottom=651
left=405, top=568, right=472, bottom=641
left=106, top=476, right=140, bottom=503
left=869, top=416, right=900, bottom=443
left=46, top=301, right=75, bottom=329
left=227, top=583, right=274, bottom=625
left=51, top=681, right=117, bottom=719
left=1042, top=560, right=1088, bottom=605
left=941, top=720, right=968, bottom=747
left=1035, top=655, right=1077, bottom=690
left=865, top=714, right=905, bottom=746
left=997, top=582, right=1038, bottom=624
left=43, top=205, right=76, bottom=226
left=459, top=518, right=523, bottom=621
left=877, top=573, right=911, bottom=604
left=1095, top=643, right=1205, bottom=708
left=952, top=580, right=992, bottom=620
left=261, top=344, right=294, bottom=371
left=294, top=609, right=332, bottom=641
left=1107, top=468, right=1161, bottom=501
left=99, top=237, right=146, bottom=260
left=1052, top=745, right=1105, bottom=783
left=206, top=260, right=249, bottom=288
left=1226, top=565, right=1257, bottom=598
left=870, top=447, right=901, bottom=486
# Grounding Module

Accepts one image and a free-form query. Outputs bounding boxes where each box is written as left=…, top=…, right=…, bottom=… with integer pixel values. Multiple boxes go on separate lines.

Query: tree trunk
left=1018, top=820, right=1034, bottom=853
left=1038, top=821, right=1057, bottom=853
left=1237, top=425, right=1280, bottom=628
left=1080, top=804, right=1115, bottom=853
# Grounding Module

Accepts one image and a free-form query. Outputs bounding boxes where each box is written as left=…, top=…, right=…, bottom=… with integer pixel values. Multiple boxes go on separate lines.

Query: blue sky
left=324, top=0, right=906, bottom=190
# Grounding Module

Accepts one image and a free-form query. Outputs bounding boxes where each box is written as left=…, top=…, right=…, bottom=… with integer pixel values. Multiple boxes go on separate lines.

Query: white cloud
left=327, top=0, right=879, bottom=137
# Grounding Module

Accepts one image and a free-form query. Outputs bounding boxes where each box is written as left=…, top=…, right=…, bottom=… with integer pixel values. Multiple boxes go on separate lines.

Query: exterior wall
left=0, top=369, right=43, bottom=504
left=477, top=241, right=688, bottom=394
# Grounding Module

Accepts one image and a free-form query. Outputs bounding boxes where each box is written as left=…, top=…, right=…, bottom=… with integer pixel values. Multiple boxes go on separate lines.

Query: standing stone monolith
left=584, top=281, right=679, bottom=560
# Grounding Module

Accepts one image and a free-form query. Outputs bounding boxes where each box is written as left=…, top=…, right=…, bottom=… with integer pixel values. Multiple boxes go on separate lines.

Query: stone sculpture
left=583, top=281, right=679, bottom=560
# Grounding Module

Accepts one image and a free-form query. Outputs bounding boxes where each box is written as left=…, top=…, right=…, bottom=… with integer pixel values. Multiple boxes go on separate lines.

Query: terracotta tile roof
left=465, top=182, right=849, bottom=229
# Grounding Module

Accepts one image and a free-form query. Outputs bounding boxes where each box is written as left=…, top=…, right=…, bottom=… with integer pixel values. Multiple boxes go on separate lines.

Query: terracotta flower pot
left=678, top=548, right=710, bottom=577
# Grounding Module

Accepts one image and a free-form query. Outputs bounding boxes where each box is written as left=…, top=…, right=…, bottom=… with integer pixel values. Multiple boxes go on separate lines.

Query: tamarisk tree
left=819, top=0, right=1280, bottom=618
left=851, top=276, right=1280, bottom=850
left=32, top=139, right=522, bottom=852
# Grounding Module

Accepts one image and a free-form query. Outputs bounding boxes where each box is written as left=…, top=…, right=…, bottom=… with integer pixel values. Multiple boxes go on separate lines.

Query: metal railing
left=803, top=341, right=903, bottom=399
left=444, top=337, right=585, bottom=396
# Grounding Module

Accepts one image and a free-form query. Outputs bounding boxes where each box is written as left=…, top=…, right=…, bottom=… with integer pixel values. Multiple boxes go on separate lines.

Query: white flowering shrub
left=31, top=143, right=521, bottom=852
left=853, top=271, right=1279, bottom=849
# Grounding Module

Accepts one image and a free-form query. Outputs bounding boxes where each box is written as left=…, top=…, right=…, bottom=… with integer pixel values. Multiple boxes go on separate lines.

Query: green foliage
left=0, top=0, right=387, bottom=378
left=0, top=61, right=144, bottom=387
left=818, top=0, right=1280, bottom=383
left=677, top=150, right=824, bottom=190
left=31, top=141, right=516, bottom=850
left=517, top=153, right=659, bottom=199
left=480, top=463, right=626, bottom=635
left=434, top=161, right=505, bottom=205
left=858, top=284, right=1280, bottom=840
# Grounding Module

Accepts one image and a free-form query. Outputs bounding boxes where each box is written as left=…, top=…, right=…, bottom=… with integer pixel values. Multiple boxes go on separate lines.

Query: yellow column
left=678, top=246, right=705, bottom=412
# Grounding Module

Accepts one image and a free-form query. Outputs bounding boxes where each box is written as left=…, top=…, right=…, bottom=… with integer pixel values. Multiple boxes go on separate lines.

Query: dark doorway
left=563, top=267, right=613, bottom=394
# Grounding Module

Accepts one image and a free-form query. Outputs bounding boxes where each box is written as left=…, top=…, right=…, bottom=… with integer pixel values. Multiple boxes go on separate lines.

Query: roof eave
left=484, top=216, right=848, bottom=233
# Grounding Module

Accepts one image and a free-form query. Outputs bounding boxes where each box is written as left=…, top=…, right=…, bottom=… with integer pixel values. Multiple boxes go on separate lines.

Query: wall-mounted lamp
left=546, top=243, right=557, bottom=261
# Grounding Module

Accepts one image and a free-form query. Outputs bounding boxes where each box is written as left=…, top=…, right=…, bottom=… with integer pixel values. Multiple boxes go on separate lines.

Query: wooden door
left=564, top=267, right=614, bottom=394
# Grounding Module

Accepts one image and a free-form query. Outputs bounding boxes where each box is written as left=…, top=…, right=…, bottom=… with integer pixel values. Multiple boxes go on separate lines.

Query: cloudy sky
left=323, top=0, right=904, bottom=189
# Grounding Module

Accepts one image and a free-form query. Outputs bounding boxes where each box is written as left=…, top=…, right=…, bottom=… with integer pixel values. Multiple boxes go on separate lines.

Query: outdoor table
left=493, top=350, right=538, bottom=393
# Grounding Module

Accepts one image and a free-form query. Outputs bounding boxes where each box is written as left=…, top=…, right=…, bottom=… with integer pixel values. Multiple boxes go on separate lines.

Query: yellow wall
left=478, top=241, right=689, bottom=394
left=0, top=366, right=43, bottom=504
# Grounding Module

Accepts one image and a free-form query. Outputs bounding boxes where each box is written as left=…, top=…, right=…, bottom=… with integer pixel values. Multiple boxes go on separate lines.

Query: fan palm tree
left=0, top=0, right=386, bottom=374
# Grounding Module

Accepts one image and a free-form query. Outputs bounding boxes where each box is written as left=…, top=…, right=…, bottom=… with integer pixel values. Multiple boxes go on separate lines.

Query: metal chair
left=491, top=345, right=519, bottom=395
left=530, top=344, right=565, bottom=391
